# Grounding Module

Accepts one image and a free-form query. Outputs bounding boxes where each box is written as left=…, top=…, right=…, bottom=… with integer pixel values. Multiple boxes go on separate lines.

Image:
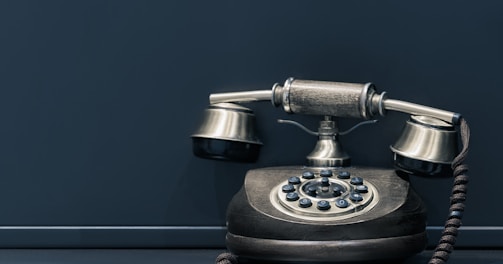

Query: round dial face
left=270, top=168, right=379, bottom=221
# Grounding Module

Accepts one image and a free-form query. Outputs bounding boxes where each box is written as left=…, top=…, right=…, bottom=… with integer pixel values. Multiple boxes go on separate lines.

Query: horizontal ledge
left=428, top=226, right=503, bottom=231
left=0, top=226, right=498, bottom=248
left=0, top=226, right=226, bottom=230
left=0, top=225, right=499, bottom=230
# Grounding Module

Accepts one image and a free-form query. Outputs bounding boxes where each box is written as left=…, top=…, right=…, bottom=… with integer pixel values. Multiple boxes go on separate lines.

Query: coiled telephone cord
left=216, top=252, right=238, bottom=264
left=428, top=117, right=470, bottom=264
left=216, top=118, right=470, bottom=264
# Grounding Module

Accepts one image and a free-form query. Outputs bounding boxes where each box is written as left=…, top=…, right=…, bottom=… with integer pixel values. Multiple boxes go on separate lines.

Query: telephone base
left=227, top=231, right=427, bottom=263
left=225, top=166, right=428, bottom=263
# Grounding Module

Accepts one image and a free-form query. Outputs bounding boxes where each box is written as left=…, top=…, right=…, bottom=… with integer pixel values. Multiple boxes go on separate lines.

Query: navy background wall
left=0, top=1, right=501, bottom=247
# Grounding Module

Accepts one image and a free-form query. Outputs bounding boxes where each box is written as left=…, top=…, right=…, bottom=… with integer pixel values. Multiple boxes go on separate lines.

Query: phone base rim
left=226, top=231, right=427, bottom=263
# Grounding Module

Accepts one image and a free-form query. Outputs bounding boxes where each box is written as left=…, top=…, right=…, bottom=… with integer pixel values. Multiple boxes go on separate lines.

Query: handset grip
left=272, top=78, right=377, bottom=119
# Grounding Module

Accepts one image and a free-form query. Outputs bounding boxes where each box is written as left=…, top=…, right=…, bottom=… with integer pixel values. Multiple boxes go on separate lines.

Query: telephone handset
left=191, top=78, right=470, bottom=264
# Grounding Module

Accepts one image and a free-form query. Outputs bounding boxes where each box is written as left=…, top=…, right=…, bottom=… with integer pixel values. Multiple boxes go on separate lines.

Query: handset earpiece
left=390, top=115, right=459, bottom=177
left=191, top=103, right=262, bottom=162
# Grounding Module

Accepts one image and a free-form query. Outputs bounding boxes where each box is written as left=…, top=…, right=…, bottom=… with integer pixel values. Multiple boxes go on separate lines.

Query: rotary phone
left=191, top=78, right=470, bottom=264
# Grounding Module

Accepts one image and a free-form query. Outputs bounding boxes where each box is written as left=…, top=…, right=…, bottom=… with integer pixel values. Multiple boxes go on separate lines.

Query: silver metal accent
left=209, top=90, right=272, bottom=104
left=390, top=115, right=458, bottom=164
left=383, top=99, right=457, bottom=124
left=270, top=171, right=379, bottom=221
left=271, top=83, right=281, bottom=107
left=277, top=119, right=318, bottom=136
left=276, top=118, right=378, bottom=167
left=191, top=103, right=262, bottom=145
left=378, top=91, right=387, bottom=116
left=308, top=118, right=350, bottom=167
left=307, top=136, right=350, bottom=167
left=282, top=77, right=294, bottom=113
left=205, top=78, right=460, bottom=126
left=277, top=119, right=378, bottom=137
left=339, top=120, right=378, bottom=136
left=360, top=83, right=374, bottom=119
left=278, top=79, right=376, bottom=118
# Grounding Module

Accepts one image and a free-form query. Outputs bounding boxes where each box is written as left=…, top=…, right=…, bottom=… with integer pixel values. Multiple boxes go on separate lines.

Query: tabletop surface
left=0, top=249, right=501, bottom=264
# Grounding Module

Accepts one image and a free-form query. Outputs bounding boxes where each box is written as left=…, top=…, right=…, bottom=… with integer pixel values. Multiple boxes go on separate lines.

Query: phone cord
left=215, top=118, right=470, bottom=264
left=216, top=252, right=238, bottom=264
left=428, top=117, right=470, bottom=264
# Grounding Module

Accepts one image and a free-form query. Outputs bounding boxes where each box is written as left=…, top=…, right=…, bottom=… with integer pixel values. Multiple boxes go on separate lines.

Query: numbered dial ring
left=271, top=169, right=379, bottom=221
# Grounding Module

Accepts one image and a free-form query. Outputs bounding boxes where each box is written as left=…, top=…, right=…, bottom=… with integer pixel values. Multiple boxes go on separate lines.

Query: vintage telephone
left=191, top=78, right=470, bottom=263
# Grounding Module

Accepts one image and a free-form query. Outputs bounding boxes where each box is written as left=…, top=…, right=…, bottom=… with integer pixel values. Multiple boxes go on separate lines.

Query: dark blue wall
left=0, top=0, right=501, bottom=246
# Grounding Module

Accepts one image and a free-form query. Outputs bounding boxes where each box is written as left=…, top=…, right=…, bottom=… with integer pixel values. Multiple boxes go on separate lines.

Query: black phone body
left=225, top=166, right=428, bottom=263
